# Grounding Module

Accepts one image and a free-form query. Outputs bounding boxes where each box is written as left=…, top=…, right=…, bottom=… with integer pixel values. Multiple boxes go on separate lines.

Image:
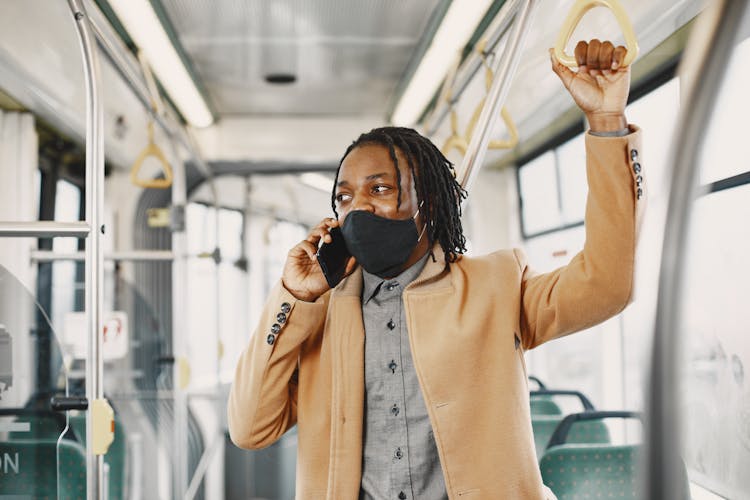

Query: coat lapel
left=326, top=268, right=366, bottom=498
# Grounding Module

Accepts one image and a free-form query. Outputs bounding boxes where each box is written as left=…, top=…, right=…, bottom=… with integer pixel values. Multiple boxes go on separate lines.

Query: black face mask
left=341, top=208, right=424, bottom=279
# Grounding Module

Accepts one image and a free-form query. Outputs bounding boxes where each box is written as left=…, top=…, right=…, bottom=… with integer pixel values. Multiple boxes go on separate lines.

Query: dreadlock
left=331, top=126, right=468, bottom=264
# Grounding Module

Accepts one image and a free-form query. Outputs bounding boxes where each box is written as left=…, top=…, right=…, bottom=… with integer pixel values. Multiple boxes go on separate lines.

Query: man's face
left=334, top=142, right=431, bottom=269
left=334, top=143, right=422, bottom=225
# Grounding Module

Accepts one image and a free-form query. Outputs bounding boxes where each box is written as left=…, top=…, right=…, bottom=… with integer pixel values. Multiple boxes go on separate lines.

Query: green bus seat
left=540, top=443, right=641, bottom=498
left=0, top=439, right=86, bottom=498
left=539, top=411, right=645, bottom=499
left=70, top=414, right=126, bottom=500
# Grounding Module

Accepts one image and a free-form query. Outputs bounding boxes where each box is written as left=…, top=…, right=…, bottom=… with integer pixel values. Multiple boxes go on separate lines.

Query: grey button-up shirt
left=359, top=254, right=448, bottom=500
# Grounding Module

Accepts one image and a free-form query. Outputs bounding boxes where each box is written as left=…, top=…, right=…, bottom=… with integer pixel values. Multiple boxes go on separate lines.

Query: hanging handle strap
left=554, top=0, right=639, bottom=68
left=130, top=51, right=173, bottom=189
left=130, top=122, right=174, bottom=189
left=443, top=40, right=519, bottom=156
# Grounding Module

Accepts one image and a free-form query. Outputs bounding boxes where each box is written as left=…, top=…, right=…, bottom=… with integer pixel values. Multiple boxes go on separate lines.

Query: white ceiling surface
left=160, top=0, right=444, bottom=115
left=194, top=115, right=384, bottom=163
left=0, top=0, right=706, bottom=227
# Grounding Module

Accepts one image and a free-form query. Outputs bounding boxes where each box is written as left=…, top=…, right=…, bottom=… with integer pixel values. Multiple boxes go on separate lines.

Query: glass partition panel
left=0, top=264, right=86, bottom=498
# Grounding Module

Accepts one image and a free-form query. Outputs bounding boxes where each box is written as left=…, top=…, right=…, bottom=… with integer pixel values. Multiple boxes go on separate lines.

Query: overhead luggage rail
left=0, top=221, right=90, bottom=238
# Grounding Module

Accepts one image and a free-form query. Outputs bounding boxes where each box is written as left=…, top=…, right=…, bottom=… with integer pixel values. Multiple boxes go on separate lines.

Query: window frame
left=515, top=59, right=679, bottom=240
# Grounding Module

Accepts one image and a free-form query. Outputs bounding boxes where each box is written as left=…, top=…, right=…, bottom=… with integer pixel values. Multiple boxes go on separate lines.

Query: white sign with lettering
left=62, top=311, right=129, bottom=361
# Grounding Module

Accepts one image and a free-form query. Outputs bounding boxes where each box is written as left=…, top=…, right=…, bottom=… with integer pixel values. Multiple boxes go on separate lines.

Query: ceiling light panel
left=108, top=0, right=213, bottom=127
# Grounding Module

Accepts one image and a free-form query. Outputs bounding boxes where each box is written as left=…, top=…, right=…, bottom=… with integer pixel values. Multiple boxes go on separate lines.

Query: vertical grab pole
left=456, top=0, right=538, bottom=192
left=67, top=1, right=105, bottom=498
left=646, top=1, right=745, bottom=498
left=171, top=147, right=189, bottom=498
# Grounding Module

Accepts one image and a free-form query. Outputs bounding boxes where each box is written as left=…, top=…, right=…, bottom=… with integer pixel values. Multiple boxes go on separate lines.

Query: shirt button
left=391, top=404, right=400, bottom=416
left=637, top=187, right=643, bottom=199
left=280, top=302, right=291, bottom=314
left=633, top=162, right=641, bottom=174
left=630, top=149, right=639, bottom=161
left=266, top=334, right=275, bottom=345
left=395, top=447, right=403, bottom=459
left=398, top=492, right=407, bottom=500
left=386, top=282, right=398, bottom=291
left=276, top=312, right=287, bottom=324
left=271, top=323, right=281, bottom=334
left=387, top=319, right=396, bottom=330
left=388, top=360, right=398, bottom=373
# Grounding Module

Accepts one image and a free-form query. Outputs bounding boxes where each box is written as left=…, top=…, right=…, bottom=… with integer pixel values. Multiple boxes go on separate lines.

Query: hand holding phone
left=316, top=226, right=352, bottom=289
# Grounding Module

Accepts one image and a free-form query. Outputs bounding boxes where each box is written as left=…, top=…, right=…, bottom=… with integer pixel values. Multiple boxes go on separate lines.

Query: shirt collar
left=362, top=252, right=430, bottom=304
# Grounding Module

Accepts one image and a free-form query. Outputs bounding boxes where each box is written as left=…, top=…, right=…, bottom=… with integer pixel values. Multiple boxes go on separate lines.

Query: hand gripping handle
left=554, top=0, right=639, bottom=68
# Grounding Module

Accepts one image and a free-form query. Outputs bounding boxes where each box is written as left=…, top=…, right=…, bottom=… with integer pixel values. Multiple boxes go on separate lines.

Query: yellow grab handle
left=554, top=0, right=639, bottom=68
left=91, top=398, right=115, bottom=455
left=130, top=123, right=174, bottom=189
left=442, top=105, right=518, bottom=156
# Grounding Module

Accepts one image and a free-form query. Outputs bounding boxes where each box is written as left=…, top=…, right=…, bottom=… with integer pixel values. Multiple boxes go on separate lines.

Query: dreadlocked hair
left=331, top=126, right=468, bottom=264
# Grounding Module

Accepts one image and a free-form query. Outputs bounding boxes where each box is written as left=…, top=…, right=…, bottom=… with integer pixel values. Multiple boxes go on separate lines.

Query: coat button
left=276, top=312, right=287, bottom=324
left=266, top=334, right=275, bottom=345
left=630, top=149, right=638, bottom=161
left=388, top=360, right=398, bottom=373
left=395, top=447, right=403, bottom=459
left=636, top=175, right=643, bottom=186
left=281, top=302, right=291, bottom=314
left=398, top=492, right=407, bottom=500
left=637, top=187, right=643, bottom=199
left=633, top=162, right=641, bottom=174
left=271, top=323, right=281, bottom=334
left=387, top=319, right=396, bottom=330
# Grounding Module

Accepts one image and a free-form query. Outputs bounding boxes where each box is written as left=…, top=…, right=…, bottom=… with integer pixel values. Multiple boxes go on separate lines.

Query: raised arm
left=516, top=40, right=644, bottom=349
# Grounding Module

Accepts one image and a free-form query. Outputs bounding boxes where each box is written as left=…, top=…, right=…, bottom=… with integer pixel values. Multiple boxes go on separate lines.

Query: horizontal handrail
left=0, top=221, right=90, bottom=238
left=547, top=410, right=642, bottom=449
left=528, top=375, right=546, bottom=389
left=30, top=249, right=175, bottom=262
left=530, top=389, right=595, bottom=411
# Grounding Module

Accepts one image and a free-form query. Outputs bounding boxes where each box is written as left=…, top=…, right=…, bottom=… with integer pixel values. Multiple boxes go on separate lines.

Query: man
left=228, top=39, right=643, bottom=499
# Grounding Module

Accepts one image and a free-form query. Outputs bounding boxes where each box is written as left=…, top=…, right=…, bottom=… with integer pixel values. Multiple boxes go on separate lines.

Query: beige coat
left=228, top=128, right=644, bottom=499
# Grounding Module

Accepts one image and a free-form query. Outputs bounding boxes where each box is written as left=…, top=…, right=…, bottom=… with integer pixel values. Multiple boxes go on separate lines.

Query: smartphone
left=316, top=226, right=351, bottom=289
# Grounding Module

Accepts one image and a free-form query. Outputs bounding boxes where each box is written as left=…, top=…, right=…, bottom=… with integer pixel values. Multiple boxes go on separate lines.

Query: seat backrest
left=0, top=439, right=86, bottom=497
left=532, top=416, right=611, bottom=458
left=530, top=397, right=562, bottom=415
